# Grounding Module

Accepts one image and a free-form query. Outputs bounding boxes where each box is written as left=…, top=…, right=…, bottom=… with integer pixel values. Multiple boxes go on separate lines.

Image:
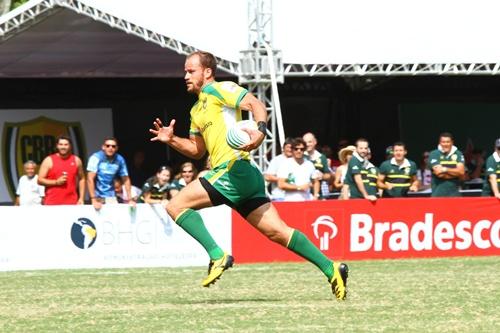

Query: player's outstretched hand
left=150, top=118, right=175, bottom=143
left=239, top=128, right=265, bottom=152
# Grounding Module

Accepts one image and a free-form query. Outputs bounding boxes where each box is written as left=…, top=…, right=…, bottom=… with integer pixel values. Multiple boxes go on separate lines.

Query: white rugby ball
left=226, top=120, right=257, bottom=150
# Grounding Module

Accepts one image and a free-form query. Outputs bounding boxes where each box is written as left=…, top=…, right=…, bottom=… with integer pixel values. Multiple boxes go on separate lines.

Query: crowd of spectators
left=264, top=132, right=500, bottom=201
left=14, top=132, right=500, bottom=206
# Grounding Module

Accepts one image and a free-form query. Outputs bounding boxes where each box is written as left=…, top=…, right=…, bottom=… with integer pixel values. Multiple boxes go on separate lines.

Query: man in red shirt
left=38, top=135, right=86, bottom=205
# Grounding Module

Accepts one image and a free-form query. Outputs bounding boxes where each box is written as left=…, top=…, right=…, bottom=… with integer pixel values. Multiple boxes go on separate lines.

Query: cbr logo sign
left=2, top=116, right=86, bottom=200
left=311, top=215, right=338, bottom=251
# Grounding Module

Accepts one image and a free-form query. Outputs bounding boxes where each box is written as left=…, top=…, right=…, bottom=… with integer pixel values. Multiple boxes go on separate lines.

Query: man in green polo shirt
left=482, top=138, right=500, bottom=199
left=378, top=142, right=419, bottom=197
left=344, top=138, right=377, bottom=201
left=428, top=132, right=465, bottom=197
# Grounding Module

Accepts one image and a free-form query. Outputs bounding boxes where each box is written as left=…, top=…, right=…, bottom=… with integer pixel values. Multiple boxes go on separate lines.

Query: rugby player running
left=149, top=51, right=348, bottom=300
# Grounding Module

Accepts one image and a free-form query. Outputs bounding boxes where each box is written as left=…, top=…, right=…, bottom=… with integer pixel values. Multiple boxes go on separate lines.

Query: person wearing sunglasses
left=277, top=137, right=320, bottom=201
left=86, top=137, right=134, bottom=210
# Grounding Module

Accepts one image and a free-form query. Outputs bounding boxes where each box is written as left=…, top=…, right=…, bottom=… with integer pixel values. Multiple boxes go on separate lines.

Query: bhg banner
left=232, top=198, right=500, bottom=262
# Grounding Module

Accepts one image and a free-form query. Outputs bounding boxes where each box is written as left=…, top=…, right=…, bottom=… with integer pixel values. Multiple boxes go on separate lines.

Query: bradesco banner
left=232, top=198, right=500, bottom=262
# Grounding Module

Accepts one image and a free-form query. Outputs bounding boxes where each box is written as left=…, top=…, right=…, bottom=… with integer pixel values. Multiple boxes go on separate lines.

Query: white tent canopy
left=1, top=0, right=500, bottom=77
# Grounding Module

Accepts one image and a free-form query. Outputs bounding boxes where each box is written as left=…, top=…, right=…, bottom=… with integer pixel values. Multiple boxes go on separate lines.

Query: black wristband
left=257, top=121, right=267, bottom=136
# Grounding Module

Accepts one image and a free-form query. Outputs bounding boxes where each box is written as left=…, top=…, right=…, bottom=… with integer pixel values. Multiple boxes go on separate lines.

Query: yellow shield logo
left=2, top=117, right=86, bottom=200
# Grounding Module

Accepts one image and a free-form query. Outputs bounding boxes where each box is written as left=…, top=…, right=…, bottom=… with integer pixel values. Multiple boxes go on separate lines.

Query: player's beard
left=186, top=77, right=203, bottom=94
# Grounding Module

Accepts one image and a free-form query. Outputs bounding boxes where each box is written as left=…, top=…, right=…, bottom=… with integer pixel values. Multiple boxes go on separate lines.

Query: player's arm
left=76, top=157, right=86, bottom=204
left=488, top=174, right=500, bottom=198
left=238, top=93, right=266, bottom=151
left=149, top=118, right=207, bottom=159
left=354, top=174, right=376, bottom=201
left=121, top=175, right=136, bottom=207
left=409, top=174, right=419, bottom=192
left=312, top=178, right=320, bottom=199
left=443, top=162, right=465, bottom=179
left=376, top=173, right=391, bottom=190
left=15, top=196, right=20, bottom=206
left=37, top=157, right=58, bottom=187
left=333, top=167, right=343, bottom=189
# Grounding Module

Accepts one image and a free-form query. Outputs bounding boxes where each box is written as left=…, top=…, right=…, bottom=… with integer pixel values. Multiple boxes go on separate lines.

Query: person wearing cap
left=344, top=138, right=377, bottom=201
left=377, top=142, right=419, bottom=197
left=385, top=145, right=394, bottom=160
left=481, top=138, right=500, bottom=199
left=428, top=132, right=465, bottom=197
left=334, top=145, right=355, bottom=199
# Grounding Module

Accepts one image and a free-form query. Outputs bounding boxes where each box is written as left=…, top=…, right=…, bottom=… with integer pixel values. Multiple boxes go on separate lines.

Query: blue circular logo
left=71, top=218, right=97, bottom=249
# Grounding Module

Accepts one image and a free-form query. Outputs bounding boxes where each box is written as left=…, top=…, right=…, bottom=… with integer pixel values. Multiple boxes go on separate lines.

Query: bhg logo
left=71, top=218, right=97, bottom=249
left=311, top=215, right=338, bottom=251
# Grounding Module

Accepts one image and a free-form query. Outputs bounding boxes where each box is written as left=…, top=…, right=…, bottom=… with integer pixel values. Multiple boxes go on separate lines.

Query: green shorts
left=200, top=159, right=270, bottom=217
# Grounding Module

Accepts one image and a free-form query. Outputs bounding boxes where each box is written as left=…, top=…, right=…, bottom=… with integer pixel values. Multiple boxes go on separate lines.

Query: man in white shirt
left=264, top=137, right=293, bottom=200
left=15, top=160, right=45, bottom=206
left=277, top=137, right=320, bottom=201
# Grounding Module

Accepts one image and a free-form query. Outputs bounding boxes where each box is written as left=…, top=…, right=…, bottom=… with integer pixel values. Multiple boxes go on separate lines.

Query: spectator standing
left=416, top=151, right=432, bottom=192
left=38, top=135, right=85, bottom=205
left=482, top=138, right=500, bottom=199
left=264, top=137, right=293, bottom=201
left=428, top=132, right=465, bottom=197
left=377, top=142, right=419, bottom=197
left=364, top=148, right=380, bottom=197
left=277, top=138, right=320, bottom=201
left=344, top=138, right=377, bottom=201
left=170, top=162, right=198, bottom=197
left=87, top=137, right=135, bottom=210
left=333, top=145, right=355, bottom=199
left=15, top=160, right=44, bottom=206
left=141, top=166, right=174, bottom=208
left=303, top=132, right=333, bottom=199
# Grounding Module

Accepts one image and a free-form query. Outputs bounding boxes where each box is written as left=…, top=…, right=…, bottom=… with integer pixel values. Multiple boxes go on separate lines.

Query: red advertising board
left=232, top=198, right=500, bottom=262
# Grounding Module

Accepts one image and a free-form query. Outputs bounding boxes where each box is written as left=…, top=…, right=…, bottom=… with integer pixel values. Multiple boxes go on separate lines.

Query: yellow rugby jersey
left=189, top=81, right=250, bottom=168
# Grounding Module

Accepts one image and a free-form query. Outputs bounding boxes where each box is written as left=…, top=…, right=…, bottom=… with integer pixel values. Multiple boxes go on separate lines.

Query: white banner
left=0, top=204, right=232, bottom=271
left=0, top=108, right=113, bottom=203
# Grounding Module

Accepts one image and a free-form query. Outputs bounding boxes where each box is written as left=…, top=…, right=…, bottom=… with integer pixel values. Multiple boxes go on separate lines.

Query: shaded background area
left=0, top=75, right=499, bottom=181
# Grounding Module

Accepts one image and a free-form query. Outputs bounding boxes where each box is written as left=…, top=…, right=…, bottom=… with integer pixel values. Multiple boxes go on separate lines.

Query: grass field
left=0, top=256, right=498, bottom=333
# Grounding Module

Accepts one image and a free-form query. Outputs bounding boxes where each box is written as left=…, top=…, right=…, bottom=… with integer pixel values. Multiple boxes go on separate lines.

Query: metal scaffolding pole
left=239, top=0, right=284, bottom=171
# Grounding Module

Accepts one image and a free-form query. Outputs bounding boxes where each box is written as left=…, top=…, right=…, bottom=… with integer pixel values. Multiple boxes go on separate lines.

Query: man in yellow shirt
left=149, top=51, right=348, bottom=300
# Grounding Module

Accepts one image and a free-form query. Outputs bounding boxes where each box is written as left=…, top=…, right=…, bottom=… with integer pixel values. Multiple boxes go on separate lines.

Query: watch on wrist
left=257, top=121, right=267, bottom=136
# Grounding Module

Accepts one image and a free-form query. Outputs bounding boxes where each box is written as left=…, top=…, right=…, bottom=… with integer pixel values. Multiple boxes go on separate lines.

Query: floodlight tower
left=239, top=0, right=284, bottom=170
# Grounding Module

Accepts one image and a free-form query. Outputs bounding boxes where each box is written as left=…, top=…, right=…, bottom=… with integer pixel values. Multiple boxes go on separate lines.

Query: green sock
left=287, top=230, right=334, bottom=280
left=176, top=208, right=224, bottom=260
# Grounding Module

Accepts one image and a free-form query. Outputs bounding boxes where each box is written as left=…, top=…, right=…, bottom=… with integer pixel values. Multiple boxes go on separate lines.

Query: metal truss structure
left=284, top=63, right=500, bottom=77
left=3, top=0, right=500, bottom=168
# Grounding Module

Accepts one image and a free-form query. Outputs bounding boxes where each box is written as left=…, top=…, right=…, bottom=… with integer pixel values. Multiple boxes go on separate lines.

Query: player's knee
left=166, top=202, right=181, bottom=220
left=265, top=228, right=288, bottom=245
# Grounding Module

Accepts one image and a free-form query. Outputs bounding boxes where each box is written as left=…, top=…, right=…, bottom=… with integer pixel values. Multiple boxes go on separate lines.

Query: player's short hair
left=23, top=160, right=37, bottom=167
left=56, top=135, right=72, bottom=146
left=355, top=137, right=369, bottom=147
left=103, top=137, right=119, bottom=145
left=283, top=137, right=294, bottom=147
left=292, top=137, right=306, bottom=148
left=393, top=141, right=406, bottom=150
left=188, top=51, right=217, bottom=74
left=439, top=132, right=454, bottom=141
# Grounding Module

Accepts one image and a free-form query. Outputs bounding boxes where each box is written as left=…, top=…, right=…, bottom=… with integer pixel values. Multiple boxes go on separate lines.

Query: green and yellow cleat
left=330, top=262, right=349, bottom=300
left=202, top=252, right=234, bottom=287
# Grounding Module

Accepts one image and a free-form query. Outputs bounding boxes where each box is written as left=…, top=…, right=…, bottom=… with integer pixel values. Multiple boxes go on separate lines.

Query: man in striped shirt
left=377, top=142, right=419, bottom=197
